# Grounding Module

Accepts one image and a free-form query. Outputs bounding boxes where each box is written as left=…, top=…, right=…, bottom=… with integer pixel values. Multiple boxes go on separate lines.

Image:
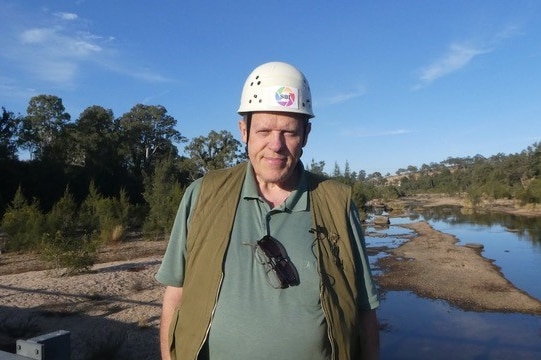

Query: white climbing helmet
left=238, top=61, right=314, bottom=118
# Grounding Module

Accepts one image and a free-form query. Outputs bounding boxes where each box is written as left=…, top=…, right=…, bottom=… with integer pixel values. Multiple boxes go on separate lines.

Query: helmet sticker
left=270, top=86, right=299, bottom=109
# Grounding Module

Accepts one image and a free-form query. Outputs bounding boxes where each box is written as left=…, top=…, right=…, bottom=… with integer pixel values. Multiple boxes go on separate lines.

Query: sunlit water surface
left=366, top=208, right=541, bottom=359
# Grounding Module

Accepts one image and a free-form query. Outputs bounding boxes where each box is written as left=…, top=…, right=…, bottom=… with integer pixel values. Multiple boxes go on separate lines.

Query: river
left=366, top=207, right=541, bottom=359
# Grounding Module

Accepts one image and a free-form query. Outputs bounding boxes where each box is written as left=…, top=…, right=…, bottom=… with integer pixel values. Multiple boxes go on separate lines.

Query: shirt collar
left=241, top=161, right=309, bottom=212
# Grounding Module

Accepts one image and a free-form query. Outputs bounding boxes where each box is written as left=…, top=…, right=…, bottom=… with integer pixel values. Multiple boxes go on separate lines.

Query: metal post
left=15, top=331, right=70, bottom=360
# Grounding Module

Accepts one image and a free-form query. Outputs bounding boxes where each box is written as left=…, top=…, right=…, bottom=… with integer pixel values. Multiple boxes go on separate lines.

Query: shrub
left=40, top=231, right=99, bottom=275
left=44, top=186, right=78, bottom=235
left=0, top=187, right=44, bottom=251
left=78, top=181, right=102, bottom=233
left=79, top=183, right=131, bottom=244
left=143, top=159, right=184, bottom=239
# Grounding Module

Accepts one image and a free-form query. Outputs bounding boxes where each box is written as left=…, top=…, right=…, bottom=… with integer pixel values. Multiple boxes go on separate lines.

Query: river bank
left=389, top=193, right=541, bottom=217
left=375, top=221, right=541, bottom=314
left=373, top=193, right=541, bottom=314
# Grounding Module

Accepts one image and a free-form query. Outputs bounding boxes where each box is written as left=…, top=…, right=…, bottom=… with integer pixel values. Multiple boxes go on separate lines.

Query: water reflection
left=366, top=207, right=541, bottom=359
left=418, top=205, right=541, bottom=245
left=379, top=291, right=541, bottom=360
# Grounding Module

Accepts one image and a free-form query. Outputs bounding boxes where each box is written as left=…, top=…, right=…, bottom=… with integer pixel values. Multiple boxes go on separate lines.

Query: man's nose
left=267, top=132, right=285, bottom=151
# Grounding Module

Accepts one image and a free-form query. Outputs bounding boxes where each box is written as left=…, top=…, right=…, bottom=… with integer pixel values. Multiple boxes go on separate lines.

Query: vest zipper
left=320, top=286, right=337, bottom=360
left=196, top=273, right=224, bottom=358
left=317, top=259, right=336, bottom=360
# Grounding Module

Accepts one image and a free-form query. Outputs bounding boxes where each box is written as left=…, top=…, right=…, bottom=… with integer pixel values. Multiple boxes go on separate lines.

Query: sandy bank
left=376, top=221, right=541, bottom=314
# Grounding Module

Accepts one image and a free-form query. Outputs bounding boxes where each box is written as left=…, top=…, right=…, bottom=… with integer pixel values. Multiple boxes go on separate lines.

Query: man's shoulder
left=195, top=163, right=248, bottom=202
left=203, top=163, right=248, bottom=181
left=305, top=171, right=351, bottom=192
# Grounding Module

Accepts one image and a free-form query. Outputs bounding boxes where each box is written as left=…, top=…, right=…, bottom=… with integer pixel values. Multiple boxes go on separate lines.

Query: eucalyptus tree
left=184, top=129, right=246, bottom=176
left=117, top=104, right=186, bottom=177
left=0, top=107, right=21, bottom=160
left=72, top=105, right=117, bottom=167
left=20, top=95, right=71, bottom=161
left=67, top=106, right=126, bottom=198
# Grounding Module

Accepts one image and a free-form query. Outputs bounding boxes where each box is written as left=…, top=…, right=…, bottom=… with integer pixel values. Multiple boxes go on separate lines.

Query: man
left=156, top=61, right=380, bottom=360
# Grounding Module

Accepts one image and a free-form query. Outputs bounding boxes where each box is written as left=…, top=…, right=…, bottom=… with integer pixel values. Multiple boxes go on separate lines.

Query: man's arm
left=159, top=286, right=184, bottom=360
left=359, top=309, right=380, bottom=360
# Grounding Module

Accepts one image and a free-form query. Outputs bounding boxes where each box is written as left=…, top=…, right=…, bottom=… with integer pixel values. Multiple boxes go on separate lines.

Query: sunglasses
left=255, top=235, right=300, bottom=289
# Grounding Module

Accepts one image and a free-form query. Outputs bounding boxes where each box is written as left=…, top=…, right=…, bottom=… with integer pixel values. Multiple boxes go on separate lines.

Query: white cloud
left=1, top=5, right=168, bottom=93
left=54, top=12, right=78, bottom=21
left=20, top=28, right=55, bottom=44
left=328, top=90, right=365, bottom=105
left=320, top=87, right=366, bottom=106
left=412, top=25, right=522, bottom=90
left=414, top=43, right=491, bottom=89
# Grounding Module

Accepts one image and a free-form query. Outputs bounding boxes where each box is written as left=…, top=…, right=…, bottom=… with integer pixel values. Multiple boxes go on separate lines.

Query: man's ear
left=302, top=122, right=312, bottom=147
left=238, top=119, right=248, bottom=143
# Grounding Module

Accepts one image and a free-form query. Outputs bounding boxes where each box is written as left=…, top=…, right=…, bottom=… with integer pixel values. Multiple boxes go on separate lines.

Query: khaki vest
left=170, top=163, right=360, bottom=360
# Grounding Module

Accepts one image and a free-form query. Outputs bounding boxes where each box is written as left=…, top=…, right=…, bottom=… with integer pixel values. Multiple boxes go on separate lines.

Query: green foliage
left=516, top=178, right=541, bottom=205
left=1, top=187, right=44, bottom=251
left=40, top=231, right=99, bottom=276
left=3, top=93, right=541, bottom=264
left=1, top=107, right=22, bottom=160
left=78, top=181, right=102, bottom=232
left=381, top=145, right=541, bottom=205
left=143, top=159, right=184, bottom=239
left=117, top=104, right=186, bottom=176
left=309, top=159, right=326, bottom=175
left=466, top=187, right=483, bottom=207
left=44, top=186, right=78, bottom=235
left=21, top=94, right=71, bottom=161
left=38, top=186, right=99, bottom=274
left=94, top=193, right=130, bottom=244
left=78, top=181, right=132, bottom=244
left=185, top=129, right=246, bottom=175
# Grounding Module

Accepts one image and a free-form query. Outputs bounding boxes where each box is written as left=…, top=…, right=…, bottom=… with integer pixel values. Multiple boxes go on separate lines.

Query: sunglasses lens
left=275, top=261, right=299, bottom=285
left=256, top=236, right=299, bottom=288
left=257, top=236, right=282, bottom=257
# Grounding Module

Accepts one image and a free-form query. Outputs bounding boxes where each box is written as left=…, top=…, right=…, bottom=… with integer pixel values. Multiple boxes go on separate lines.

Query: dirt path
left=376, top=221, right=541, bottom=314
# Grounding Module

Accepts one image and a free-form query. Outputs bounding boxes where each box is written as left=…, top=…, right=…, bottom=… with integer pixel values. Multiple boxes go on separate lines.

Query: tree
left=117, top=104, right=185, bottom=176
left=407, top=165, right=418, bottom=173
left=309, top=159, right=326, bottom=175
left=185, top=130, right=245, bottom=175
left=20, top=95, right=71, bottom=160
left=333, top=162, right=342, bottom=178
left=143, top=158, right=185, bottom=238
left=71, top=105, right=117, bottom=167
left=0, top=107, right=22, bottom=160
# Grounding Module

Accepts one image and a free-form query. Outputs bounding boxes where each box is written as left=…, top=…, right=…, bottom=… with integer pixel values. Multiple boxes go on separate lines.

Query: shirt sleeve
left=154, top=178, right=202, bottom=287
left=348, top=202, right=380, bottom=310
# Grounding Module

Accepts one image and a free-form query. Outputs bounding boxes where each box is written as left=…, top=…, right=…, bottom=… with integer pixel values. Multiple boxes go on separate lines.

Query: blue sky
left=1, top=0, right=540, bottom=175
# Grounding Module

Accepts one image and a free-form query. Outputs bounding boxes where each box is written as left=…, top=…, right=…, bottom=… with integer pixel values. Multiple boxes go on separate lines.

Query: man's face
left=239, top=112, right=311, bottom=188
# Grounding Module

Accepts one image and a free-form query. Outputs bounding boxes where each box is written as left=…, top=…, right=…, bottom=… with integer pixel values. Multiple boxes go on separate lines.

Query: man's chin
left=258, top=168, right=299, bottom=186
